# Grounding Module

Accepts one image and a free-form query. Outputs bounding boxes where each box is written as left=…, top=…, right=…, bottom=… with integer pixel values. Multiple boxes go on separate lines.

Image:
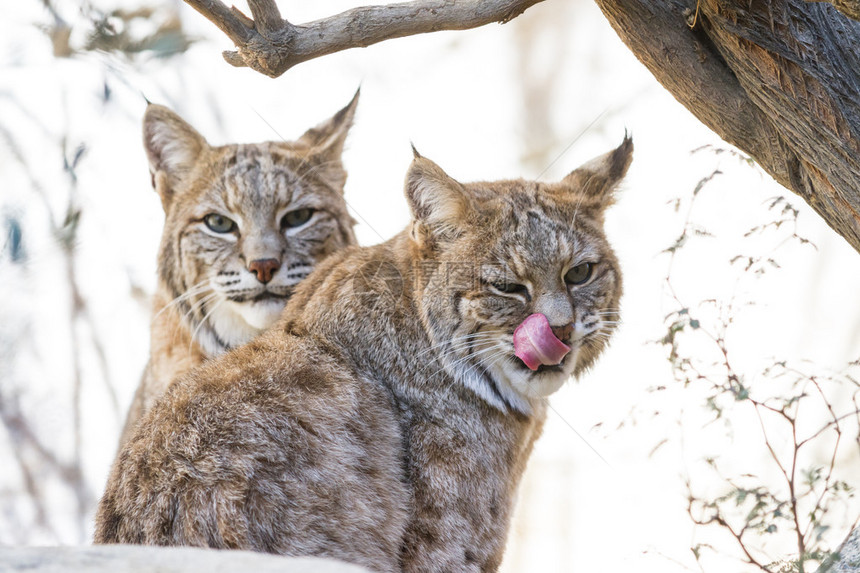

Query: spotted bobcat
left=118, top=93, right=359, bottom=447
left=97, top=137, right=632, bottom=573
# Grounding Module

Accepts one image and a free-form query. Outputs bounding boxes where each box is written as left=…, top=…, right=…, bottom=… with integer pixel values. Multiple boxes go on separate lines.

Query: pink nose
left=248, top=258, right=280, bottom=284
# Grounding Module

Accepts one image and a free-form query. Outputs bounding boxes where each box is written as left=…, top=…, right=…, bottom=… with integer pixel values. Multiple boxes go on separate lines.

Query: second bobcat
left=119, top=92, right=359, bottom=447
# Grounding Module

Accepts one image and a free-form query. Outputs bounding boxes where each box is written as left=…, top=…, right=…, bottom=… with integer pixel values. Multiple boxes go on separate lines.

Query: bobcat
left=96, top=137, right=633, bottom=572
left=118, top=93, right=359, bottom=447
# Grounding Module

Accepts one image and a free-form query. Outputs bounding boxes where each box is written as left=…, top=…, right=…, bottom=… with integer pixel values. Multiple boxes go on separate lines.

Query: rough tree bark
left=817, top=524, right=860, bottom=572
left=807, top=0, right=860, bottom=20
left=594, top=0, right=860, bottom=253
left=182, top=0, right=546, bottom=78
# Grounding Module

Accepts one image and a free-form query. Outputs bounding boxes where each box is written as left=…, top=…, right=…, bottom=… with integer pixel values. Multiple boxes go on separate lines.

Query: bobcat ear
left=561, top=134, right=633, bottom=211
left=404, top=152, right=470, bottom=243
left=294, top=89, right=360, bottom=191
left=142, top=104, right=209, bottom=209
left=297, top=89, right=359, bottom=157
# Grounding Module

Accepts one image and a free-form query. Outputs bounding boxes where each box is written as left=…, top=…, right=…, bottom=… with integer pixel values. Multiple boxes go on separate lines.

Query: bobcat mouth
left=512, top=360, right=564, bottom=374
left=228, top=291, right=291, bottom=303
left=251, top=292, right=290, bottom=303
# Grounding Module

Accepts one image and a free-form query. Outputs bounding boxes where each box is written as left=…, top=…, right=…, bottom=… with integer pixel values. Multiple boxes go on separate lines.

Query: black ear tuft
left=291, top=90, right=360, bottom=193
left=606, top=132, right=633, bottom=181
left=296, top=89, right=360, bottom=155
left=404, top=155, right=470, bottom=241
left=330, top=87, right=360, bottom=129
left=561, top=135, right=633, bottom=211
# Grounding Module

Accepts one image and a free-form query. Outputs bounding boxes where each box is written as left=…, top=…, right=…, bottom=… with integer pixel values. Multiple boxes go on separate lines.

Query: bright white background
left=1, top=1, right=859, bottom=571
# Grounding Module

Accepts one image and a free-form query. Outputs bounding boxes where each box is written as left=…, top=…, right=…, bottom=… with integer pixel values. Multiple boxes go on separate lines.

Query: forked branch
left=183, top=0, right=546, bottom=77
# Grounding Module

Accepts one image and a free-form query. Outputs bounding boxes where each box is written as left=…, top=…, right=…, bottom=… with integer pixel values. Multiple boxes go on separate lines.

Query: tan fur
left=96, top=137, right=633, bottom=572
left=118, top=93, right=360, bottom=448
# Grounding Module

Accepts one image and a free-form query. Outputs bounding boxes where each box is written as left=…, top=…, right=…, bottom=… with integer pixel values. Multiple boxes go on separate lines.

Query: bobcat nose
left=248, top=258, right=280, bottom=284
left=551, top=323, right=573, bottom=343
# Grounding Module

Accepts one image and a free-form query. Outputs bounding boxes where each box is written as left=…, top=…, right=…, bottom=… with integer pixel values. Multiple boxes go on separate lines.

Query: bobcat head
left=408, top=137, right=632, bottom=414
left=144, top=93, right=359, bottom=355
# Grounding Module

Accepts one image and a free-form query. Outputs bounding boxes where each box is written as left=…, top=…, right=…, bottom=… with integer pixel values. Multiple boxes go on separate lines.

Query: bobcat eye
left=281, top=208, right=315, bottom=229
left=203, top=213, right=236, bottom=233
left=565, top=262, right=594, bottom=286
left=490, top=281, right=528, bottom=296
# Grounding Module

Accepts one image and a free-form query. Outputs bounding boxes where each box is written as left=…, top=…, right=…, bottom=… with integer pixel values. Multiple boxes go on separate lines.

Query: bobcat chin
left=117, top=92, right=359, bottom=448
left=97, top=136, right=633, bottom=573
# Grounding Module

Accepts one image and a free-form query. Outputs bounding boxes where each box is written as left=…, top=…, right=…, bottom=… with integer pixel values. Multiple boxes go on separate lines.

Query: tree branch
left=595, top=0, right=860, bottom=254
left=185, top=0, right=254, bottom=45
left=246, top=0, right=283, bottom=37
left=182, top=0, right=546, bottom=77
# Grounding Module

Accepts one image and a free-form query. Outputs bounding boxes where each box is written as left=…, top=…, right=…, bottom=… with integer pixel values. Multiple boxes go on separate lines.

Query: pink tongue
left=513, top=313, right=571, bottom=371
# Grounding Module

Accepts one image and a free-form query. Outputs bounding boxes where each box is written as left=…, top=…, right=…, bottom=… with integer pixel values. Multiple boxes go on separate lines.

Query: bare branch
left=246, top=0, right=283, bottom=37
left=182, top=0, right=546, bottom=77
left=185, top=0, right=254, bottom=46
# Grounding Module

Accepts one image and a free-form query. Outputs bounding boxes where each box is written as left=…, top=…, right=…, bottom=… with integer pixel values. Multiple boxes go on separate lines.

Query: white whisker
left=189, top=297, right=225, bottom=352
left=152, top=280, right=213, bottom=320
left=182, top=291, right=221, bottom=324
left=421, top=342, right=508, bottom=383
left=414, top=332, right=505, bottom=361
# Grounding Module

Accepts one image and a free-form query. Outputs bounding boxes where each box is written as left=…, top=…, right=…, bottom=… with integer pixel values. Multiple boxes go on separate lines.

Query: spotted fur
left=117, top=93, right=359, bottom=448
left=96, top=137, right=633, bottom=573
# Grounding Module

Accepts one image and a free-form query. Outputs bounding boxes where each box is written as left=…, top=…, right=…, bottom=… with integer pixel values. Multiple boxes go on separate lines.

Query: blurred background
left=1, top=1, right=859, bottom=571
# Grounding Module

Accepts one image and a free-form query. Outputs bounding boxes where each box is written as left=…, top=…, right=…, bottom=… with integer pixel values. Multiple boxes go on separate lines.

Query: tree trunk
left=595, top=0, right=860, bottom=254
left=817, top=525, right=860, bottom=572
